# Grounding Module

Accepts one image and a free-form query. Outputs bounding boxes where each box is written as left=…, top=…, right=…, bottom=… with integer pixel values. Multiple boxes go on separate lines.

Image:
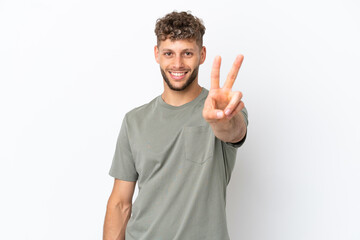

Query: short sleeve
left=225, top=107, right=249, bottom=148
left=221, top=107, right=249, bottom=184
left=109, top=114, right=138, bottom=181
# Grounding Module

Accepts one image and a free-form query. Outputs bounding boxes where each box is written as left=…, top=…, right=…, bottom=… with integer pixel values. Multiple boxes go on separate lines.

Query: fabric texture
left=109, top=87, right=248, bottom=240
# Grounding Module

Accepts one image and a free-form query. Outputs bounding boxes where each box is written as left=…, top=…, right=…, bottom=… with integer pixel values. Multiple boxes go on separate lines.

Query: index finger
left=223, top=54, right=244, bottom=89
left=210, top=56, right=221, bottom=89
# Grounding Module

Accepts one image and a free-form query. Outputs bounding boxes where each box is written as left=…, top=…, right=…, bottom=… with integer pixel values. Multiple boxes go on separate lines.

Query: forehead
left=158, top=38, right=200, bottom=51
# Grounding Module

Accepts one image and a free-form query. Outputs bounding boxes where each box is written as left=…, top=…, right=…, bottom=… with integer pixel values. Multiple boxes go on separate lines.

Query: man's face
left=155, top=39, right=206, bottom=91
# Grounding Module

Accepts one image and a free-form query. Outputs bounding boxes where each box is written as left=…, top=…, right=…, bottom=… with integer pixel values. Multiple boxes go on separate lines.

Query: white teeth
left=171, top=72, right=185, bottom=77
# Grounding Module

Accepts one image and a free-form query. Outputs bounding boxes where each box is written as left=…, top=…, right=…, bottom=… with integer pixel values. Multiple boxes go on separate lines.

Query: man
left=103, top=11, right=248, bottom=240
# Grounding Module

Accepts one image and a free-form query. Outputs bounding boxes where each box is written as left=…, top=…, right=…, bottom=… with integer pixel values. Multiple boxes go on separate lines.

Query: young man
left=103, top=11, right=248, bottom=240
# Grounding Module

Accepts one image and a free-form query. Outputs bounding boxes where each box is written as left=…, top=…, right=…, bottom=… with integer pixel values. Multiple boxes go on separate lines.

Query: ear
left=200, top=46, right=206, bottom=65
left=154, top=45, right=160, bottom=64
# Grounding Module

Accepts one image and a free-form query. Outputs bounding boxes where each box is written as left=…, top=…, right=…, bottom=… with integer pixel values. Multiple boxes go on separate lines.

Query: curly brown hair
left=154, top=11, right=206, bottom=47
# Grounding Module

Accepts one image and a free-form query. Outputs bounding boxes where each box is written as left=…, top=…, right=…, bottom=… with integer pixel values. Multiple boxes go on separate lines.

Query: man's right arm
left=103, top=178, right=136, bottom=240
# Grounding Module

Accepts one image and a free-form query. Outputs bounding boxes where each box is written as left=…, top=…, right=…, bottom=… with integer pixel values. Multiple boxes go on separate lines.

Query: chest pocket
left=183, top=125, right=214, bottom=164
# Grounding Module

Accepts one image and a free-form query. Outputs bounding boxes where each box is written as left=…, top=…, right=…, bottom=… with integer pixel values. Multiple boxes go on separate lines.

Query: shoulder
left=201, top=87, right=209, bottom=98
left=194, top=87, right=209, bottom=107
left=124, top=96, right=158, bottom=124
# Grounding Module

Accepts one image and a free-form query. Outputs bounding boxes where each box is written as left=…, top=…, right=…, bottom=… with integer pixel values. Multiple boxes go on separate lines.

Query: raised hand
left=202, top=54, right=245, bottom=124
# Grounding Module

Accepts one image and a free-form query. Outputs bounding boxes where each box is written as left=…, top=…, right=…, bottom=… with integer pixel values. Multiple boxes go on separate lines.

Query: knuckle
left=202, top=111, right=208, bottom=119
left=236, top=91, right=242, bottom=98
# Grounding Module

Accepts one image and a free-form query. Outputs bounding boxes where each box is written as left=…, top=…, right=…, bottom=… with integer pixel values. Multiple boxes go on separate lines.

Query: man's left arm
left=208, top=108, right=247, bottom=143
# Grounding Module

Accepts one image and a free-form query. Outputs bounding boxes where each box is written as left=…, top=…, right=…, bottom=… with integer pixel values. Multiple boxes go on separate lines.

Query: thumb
left=203, top=108, right=224, bottom=121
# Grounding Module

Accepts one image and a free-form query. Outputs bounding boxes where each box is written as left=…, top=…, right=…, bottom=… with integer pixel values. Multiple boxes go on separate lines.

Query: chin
left=161, top=66, right=199, bottom=91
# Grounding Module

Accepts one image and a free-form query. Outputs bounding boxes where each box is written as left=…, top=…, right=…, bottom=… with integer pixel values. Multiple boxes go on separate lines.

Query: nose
left=172, top=55, right=185, bottom=69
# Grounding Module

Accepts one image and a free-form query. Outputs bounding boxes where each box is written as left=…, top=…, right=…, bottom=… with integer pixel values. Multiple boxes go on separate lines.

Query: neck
left=161, top=82, right=203, bottom=107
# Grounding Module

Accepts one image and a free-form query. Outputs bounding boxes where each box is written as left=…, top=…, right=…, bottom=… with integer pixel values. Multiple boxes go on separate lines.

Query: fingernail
left=217, top=111, right=223, bottom=118
left=225, top=109, right=231, bottom=115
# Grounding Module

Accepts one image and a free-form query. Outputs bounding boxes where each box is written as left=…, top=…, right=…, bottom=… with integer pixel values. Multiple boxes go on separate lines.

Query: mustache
left=166, top=68, right=190, bottom=71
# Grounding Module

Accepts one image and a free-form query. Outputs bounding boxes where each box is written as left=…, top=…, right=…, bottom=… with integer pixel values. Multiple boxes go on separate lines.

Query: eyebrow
left=161, top=48, right=195, bottom=52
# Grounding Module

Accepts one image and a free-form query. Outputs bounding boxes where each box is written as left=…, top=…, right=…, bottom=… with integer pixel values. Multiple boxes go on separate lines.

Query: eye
left=184, top=52, right=193, bottom=57
left=164, top=52, right=172, bottom=56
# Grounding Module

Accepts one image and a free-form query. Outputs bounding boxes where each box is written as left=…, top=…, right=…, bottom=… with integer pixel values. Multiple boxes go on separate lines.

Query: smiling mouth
left=169, top=71, right=188, bottom=80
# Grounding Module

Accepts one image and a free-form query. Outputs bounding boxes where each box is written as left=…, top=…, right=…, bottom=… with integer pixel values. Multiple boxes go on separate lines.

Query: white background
left=1, top=0, right=359, bottom=239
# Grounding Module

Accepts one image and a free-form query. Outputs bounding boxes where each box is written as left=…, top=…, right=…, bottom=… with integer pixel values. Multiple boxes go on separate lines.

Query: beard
left=160, top=66, right=199, bottom=91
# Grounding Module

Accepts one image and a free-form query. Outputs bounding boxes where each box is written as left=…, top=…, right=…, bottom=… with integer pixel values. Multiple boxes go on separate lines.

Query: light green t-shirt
left=109, top=87, right=248, bottom=240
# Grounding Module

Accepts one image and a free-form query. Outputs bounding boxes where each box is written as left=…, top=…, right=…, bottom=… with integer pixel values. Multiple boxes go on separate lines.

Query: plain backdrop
left=0, top=0, right=359, bottom=239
